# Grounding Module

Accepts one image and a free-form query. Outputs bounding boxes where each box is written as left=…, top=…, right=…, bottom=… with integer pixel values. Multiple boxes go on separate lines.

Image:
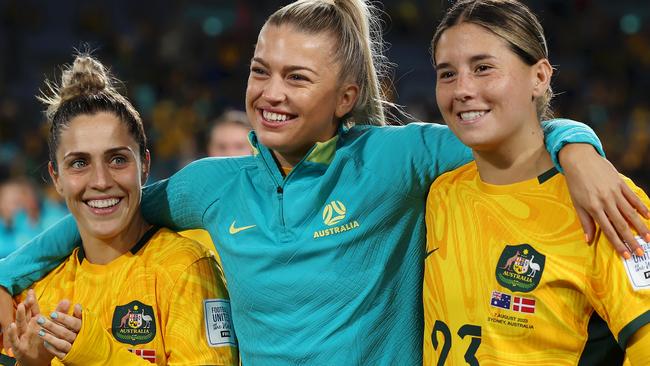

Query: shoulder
left=429, top=162, right=477, bottom=192
left=344, top=122, right=449, bottom=140
left=141, top=227, right=215, bottom=267
left=180, top=156, right=257, bottom=176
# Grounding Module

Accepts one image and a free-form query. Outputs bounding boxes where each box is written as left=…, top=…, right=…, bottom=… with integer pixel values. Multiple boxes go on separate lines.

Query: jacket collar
left=248, top=124, right=346, bottom=168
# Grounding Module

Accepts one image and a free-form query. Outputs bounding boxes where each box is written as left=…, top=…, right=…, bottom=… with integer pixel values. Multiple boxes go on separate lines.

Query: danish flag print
left=512, top=296, right=536, bottom=314
left=129, top=349, right=156, bottom=363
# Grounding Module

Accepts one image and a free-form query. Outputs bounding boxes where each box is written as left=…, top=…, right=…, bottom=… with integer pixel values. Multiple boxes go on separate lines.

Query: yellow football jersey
left=179, top=228, right=223, bottom=266
left=423, top=162, right=650, bottom=365
left=10, top=227, right=238, bottom=365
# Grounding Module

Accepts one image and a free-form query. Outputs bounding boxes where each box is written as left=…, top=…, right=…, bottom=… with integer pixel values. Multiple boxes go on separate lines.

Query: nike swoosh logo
left=229, top=221, right=256, bottom=234
left=426, top=248, right=439, bottom=258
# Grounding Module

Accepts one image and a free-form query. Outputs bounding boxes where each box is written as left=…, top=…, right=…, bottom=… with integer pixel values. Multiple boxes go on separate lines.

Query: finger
left=72, top=304, right=83, bottom=320
left=621, top=185, right=650, bottom=242
left=7, top=323, right=19, bottom=352
left=608, top=198, right=644, bottom=257
left=576, top=207, right=596, bottom=243
left=622, top=183, right=650, bottom=220
left=41, top=336, right=69, bottom=360
left=25, top=289, right=41, bottom=316
left=14, top=303, right=27, bottom=336
left=40, top=313, right=80, bottom=340
left=56, top=300, right=71, bottom=314
left=595, top=210, right=631, bottom=258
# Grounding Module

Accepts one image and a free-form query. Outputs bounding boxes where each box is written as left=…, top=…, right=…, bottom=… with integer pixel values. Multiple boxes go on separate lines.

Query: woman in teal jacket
left=1, top=0, right=648, bottom=364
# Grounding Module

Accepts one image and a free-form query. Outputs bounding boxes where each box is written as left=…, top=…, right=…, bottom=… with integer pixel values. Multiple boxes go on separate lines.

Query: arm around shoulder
left=0, top=215, right=79, bottom=295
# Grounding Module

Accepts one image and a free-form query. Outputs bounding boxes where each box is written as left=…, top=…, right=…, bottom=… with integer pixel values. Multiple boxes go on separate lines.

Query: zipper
left=276, top=186, right=285, bottom=227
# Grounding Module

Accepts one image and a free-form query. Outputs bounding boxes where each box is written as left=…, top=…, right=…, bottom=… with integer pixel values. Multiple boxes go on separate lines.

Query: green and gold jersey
left=423, top=162, right=650, bottom=365
left=8, top=227, right=238, bottom=365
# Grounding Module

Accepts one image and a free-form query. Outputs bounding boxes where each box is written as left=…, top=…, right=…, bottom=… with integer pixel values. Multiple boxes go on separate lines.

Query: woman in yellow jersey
left=2, top=54, right=238, bottom=366
left=423, top=0, right=650, bottom=364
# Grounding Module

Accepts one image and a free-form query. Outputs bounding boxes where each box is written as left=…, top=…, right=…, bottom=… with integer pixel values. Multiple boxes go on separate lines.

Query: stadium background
left=0, top=0, right=648, bottom=199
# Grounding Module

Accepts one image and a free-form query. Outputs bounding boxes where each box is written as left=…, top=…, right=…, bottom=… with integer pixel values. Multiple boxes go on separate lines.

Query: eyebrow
left=251, top=57, right=317, bottom=75
left=435, top=54, right=496, bottom=70
left=63, top=146, right=134, bottom=159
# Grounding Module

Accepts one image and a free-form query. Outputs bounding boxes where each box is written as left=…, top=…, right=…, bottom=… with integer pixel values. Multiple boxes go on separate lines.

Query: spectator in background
left=0, top=178, right=67, bottom=259
left=207, top=109, right=252, bottom=157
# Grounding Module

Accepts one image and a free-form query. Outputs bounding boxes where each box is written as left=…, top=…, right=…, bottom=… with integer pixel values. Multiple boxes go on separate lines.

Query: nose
left=89, top=163, right=114, bottom=190
left=261, top=75, right=286, bottom=104
left=453, top=72, right=476, bottom=102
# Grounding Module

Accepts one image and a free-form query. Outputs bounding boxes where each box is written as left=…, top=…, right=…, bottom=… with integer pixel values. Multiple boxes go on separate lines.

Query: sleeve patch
left=204, top=299, right=237, bottom=347
left=622, top=237, right=650, bottom=291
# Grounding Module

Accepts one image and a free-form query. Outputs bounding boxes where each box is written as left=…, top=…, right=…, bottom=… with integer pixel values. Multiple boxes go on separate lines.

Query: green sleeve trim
left=618, top=309, right=650, bottom=349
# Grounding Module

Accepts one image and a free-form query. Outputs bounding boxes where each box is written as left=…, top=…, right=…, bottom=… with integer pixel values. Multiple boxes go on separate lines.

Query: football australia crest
left=111, top=300, right=157, bottom=345
left=313, top=200, right=360, bottom=239
left=496, top=244, right=546, bottom=293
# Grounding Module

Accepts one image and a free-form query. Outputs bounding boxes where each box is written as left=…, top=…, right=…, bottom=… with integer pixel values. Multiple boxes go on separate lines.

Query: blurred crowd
left=0, top=0, right=649, bottom=257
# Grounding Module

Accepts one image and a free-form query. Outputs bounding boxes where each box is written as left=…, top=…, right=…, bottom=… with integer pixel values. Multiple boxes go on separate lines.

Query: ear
left=141, top=149, right=151, bottom=184
left=48, top=161, right=64, bottom=196
left=335, top=83, right=360, bottom=119
left=531, top=58, right=553, bottom=98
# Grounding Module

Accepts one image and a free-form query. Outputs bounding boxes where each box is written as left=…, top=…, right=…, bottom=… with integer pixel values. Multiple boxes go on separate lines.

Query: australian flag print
left=490, top=290, right=511, bottom=310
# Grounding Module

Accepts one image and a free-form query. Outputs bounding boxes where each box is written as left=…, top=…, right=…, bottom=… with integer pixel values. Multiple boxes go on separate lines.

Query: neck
left=474, top=124, right=553, bottom=185
left=272, top=149, right=305, bottom=169
left=80, top=213, right=151, bottom=265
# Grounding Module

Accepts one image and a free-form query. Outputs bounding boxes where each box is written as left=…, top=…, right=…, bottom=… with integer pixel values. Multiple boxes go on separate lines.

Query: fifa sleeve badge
left=204, top=299, right=237, bottom=347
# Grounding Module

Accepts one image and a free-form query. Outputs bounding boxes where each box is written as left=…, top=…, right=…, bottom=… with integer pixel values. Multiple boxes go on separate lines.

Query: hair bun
left=59, top=56, right=110, bottom=102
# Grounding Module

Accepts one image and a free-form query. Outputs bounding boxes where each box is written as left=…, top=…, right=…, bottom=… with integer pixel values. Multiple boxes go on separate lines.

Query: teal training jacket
left=0, top=120, right=603, bottom=365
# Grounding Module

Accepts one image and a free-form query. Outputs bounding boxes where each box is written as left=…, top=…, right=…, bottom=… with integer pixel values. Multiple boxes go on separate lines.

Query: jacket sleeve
left=541, top=118, right=605, bottom=172
left=0, top=215, right=79, bottom=295
left=0, top=157, right=229, bottom=296
left=60, top=309, right=152, bottom=366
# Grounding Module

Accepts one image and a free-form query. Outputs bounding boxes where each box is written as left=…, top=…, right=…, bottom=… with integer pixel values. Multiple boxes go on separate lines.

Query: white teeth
left=87, top=198, right=120, bottom=209
left=460, top=111, right=486, bottom=121
left=263, top=110, right=290, bottom=122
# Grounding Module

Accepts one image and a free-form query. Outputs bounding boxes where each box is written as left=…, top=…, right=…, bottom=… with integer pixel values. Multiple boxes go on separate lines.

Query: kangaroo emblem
left=501, top=250, right=521, bottom=270
left=119, top=309, right=132, bottom=328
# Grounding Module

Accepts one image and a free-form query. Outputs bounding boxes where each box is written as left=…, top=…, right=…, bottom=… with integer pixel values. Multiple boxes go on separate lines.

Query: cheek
left=435, top=85, right=454, bottom=110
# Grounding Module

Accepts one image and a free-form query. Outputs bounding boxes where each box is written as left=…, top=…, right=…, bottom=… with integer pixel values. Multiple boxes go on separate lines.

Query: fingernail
left=38, top=329, right=45, bottom=337
left=43, top=340, right=50, bottom=348
left=584, top=234, right=589, bottom=243
left=37, top=316, right=46, bottom=325
left=623, top=251, right=632, bottom=260
left=50, top=312, right=58, bottom=319
left=636, top=248, right=645, bottom=257
left=644, top=233, right=650, bottom=243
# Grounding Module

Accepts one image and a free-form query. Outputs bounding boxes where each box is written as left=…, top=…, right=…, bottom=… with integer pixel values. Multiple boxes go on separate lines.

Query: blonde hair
left=431, top=0, right=554, bottom=120
left=267, top=0, right=389, bottom=126
left=39, top=54, right=146, bottom=170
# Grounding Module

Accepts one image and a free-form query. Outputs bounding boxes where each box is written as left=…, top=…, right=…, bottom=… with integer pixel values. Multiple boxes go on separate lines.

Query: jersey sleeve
left=0, top=215, right=79, bottom=295
left=161, top=255, right=238, bottom=365
left=541, top=118, right=606, bottom=172
left=586, top=179, right=650, bottom=350
left=60, top=308, right=153, bottom=366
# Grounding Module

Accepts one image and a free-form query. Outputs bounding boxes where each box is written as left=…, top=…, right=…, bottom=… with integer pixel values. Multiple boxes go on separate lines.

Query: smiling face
left=245, top=24, right=358, bottom=167
left=48, top=112, right=149, bottom=242
left=434, top=22, right=550, bottom=152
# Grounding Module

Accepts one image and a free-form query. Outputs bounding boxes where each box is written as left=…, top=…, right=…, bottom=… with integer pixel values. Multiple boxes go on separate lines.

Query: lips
left=258, top=108, right=297, bottom=128
left=457, top=109, right=489, bottom=124
left=85, top=197, right=122, bottom=215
